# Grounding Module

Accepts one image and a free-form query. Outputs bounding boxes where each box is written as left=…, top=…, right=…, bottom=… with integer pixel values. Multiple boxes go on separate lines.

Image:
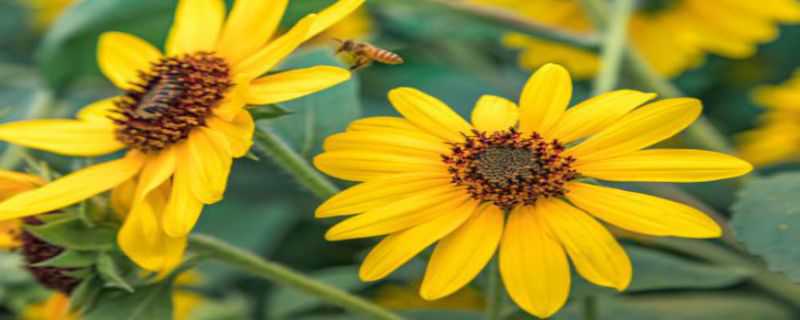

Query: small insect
left=334, top=39, right=404, bottom=71
left=134, top=75, right=183, bottom=120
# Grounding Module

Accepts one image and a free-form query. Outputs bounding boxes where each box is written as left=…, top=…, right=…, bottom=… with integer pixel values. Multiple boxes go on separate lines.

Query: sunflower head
left=443, top=129, right=577, bottom=209
left=113, top=52, right=233, bottom=153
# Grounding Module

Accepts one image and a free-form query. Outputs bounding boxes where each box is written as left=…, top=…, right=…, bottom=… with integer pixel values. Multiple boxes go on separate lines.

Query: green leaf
left=36, top=0, right=174, bottom=88
left=266, top=48, right=362, bottom=158
left=625, top=245, right=751, bottom=291
left=266, top=266, right=369, bottom=319
left=84, top=281, right=174, bottom=320
left=69, top=275, right=103, bottom=314
left=731, top=173, right=800, bottom=281
left=249, top=104, right=293, bottom=121
left=190, top=294, right=251, bottom=320
left=33, top=250, right=97, bottom=268
left=24, top=216, right=116, bottom=251
left=96, top=253, right=134, bottom=292
left=553, top=294, right=793, bottom=320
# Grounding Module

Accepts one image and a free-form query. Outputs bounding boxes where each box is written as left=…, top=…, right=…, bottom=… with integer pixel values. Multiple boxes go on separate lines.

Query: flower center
left=443, top=129, right=578, bottom=209
left=21, top=217, right=80, bottom=294
left=113, top=52, right=232, bottom=153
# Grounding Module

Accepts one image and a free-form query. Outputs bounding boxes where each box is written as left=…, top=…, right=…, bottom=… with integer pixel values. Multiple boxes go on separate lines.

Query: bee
left=334, top=39, right=404, bottom=71
left=134, top=75, right=183, bottom=120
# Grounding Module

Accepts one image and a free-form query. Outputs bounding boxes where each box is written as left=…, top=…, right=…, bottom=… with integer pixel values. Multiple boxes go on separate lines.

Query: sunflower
left=737, top=70, right=800, bottom=166
left=470, top=0, right=800, bottom=78
left=313, top=64, right=752, bottom=318
left=0, top=0, right=364, bottom=273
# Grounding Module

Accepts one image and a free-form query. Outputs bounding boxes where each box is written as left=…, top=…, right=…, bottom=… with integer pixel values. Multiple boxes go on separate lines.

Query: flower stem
left=253, top=127, right=339, bottom=199
left=188, top=234, right=405, bottom=320
left=423, top=0, right=600, bottom=51
left=592, top=0, right=634, bottom=95
left=583, top=296, right=597, bottom=320
left=484, top=257, right=503, bottom=320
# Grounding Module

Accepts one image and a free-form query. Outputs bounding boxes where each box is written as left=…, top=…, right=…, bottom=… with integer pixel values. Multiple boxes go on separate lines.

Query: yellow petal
left=165, top=0, right=226, bottom=56
left=135, top=147, right=177, bottom=203
left=111, top=178, right=137, bottom=218
left=576, top=149, right=753, bottom=182
left=347, top=117, right=425, bottom=134
left=162, top=149, right=205, bottom=237
left=421, top=204, right=503, bottom=300
left=470, top=95, right=519, bottom=133
left=308, top=0, right=366, bottom=39
left=549, top=90, right=657, bottom=143
left=97, top=32, right=163, bottom=90
left=565, top=182, right=722, bottom=238
left=246, top=66, right=351, bottom=105
left=118, top=186, right=187, bottom=272
left=500, top=205, right=570, bottom=319
left=518, top=64, right=572, bottom=137
left=316, top=172, right=451, bottom=217
left=206, top=111, right=254, bottom=157
left=216, top=0, right=289, bottom=64
left=323, top=131, right=451, bottom=157
left=0, top=220, right=21, bottom=250
left=388, top=88, right=472, bottom=142
left=233, top=14, right=317, bottom=78
left=183, top=128, right=232, bottom=204
left=0, top=171, right=43, bottom=201
left=76, top=97, right=120, bottom=125
left=213, top=81, right=249, bottom=122
left=0, top=119, right=123, bottom=156
left=539, top=199, right=631, bottom=290
left=313, top=150, right=446, bottom=182
left=565, top=98, right=702, bottom=161
left=0, top=153, right=144, bottom=220
left=325, top=186, right=468, bottom=240
left=359, top=200, right=477, bottom=281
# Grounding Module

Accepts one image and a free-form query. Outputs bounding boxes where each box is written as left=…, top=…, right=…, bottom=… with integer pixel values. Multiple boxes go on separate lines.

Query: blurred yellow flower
left=313, top=63, right=751, bottom=318
left=471, top=0, right=800, bottom=78
left=21, top=293, right=77, bottom=320
left=737, top=71, right=800, bottom=166
left=22, top=271, right=205, bottom=320
left=21, top=0, right=74, bottom=29
left=0, top=0, right=362, bottom=274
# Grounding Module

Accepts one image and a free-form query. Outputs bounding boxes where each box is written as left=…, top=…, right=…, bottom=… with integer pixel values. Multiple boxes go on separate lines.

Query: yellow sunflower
left=313, top=64, right=752, bottom=318
left=21, top=293, right=77, bottom=320
left=0, top=0, right=364, bottom=273
left=471, top=0, right=800, bottom=78
left=21, top=0, right=75, bottom=30
left=737, top=71, right=800, bottom=166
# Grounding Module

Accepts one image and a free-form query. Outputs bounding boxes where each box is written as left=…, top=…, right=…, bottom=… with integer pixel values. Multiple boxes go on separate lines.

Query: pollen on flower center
left=442, top=129, right=578, bottom=209
left=113, top=52, right=233, bottom=153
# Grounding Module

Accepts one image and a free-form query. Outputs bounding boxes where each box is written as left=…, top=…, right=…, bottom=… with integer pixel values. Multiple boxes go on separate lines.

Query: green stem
left=424, top=0, right=600, bottom=51
left=592, top=0, right=634, bottom=95
left=583, top=296, right=597, bottom=320
left=253, top=127, right=339, bottom=199
left=188, top=235, right=405, bottom=320
left=484, top=258, right=502, bottom=320
left=0, top=90, right=54, bottom=169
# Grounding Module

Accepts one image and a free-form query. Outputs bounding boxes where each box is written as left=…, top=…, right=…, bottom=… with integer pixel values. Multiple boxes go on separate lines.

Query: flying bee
left=134, top=75, right=183, bottom=120
left=334, top=39, right=404, bottom=71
